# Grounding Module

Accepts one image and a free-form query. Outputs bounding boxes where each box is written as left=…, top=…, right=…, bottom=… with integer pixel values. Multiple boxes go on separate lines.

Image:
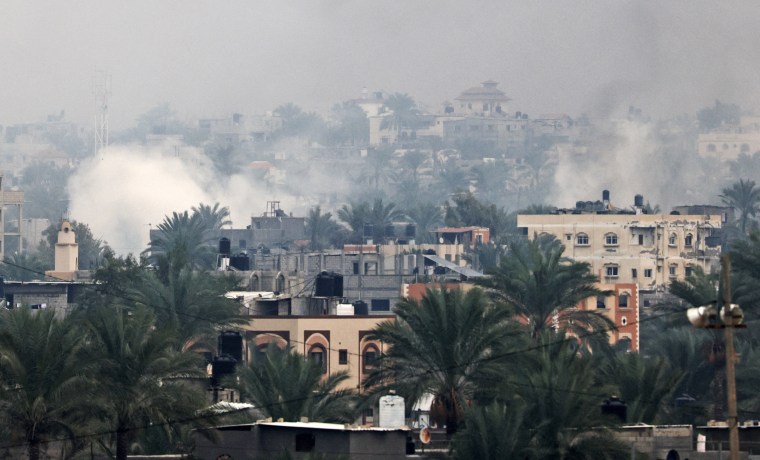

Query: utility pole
left=722, top=255, right=739, bottom=460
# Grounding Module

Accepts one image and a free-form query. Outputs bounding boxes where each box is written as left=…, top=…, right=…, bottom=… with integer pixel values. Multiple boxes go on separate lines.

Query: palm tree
left=365, top=287, right=520, bottom=437
left=596, top=352, right=681, bottom=424
left=361, top=147, right=394, bottom=191
left=514, top=336, right=629, bottom=459
left=337, top=201, right=370, bottom=243
left=380, top=93, right=419, bottom=143
left=369, top=198, right=405, bottom=242
left=399, top=150, right=427, bottom=185
left=130, top=268, right=245, bottom=353
left=450, top=401, right=530, bottom=460
left=191, top=202, right=232, bottom=235
left=2, top=253, right=46, bottom=281
left=477, top=235, right=614, bottom=343
left=0, top=308, right=89, bottom=460
left=404, top=202, right=443, bottom=244
left=306, top=206, right=340, bottom=250
left=145, top=211, right=215, bottom=277
left=84, top=306, right=206, bottom=460
left=232, top=344, right=357, bottom=423
left=720, top=179, right=760, bottom=234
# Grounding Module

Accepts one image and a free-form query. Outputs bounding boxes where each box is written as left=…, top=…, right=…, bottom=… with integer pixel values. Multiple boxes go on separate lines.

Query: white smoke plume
left=67, top=143, right=299, bottom=256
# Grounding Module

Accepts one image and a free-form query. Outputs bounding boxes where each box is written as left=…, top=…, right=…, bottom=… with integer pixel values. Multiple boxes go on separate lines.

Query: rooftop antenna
left=93, top=70, right=111, bottom=155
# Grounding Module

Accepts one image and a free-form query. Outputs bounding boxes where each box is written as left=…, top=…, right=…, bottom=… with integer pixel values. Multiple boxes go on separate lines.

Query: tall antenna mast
left=93, top=70, right=111, bottom=154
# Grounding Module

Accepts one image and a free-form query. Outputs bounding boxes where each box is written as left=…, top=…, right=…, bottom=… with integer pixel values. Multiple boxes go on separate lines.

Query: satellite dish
left=419, top=427, right=431, bottom=445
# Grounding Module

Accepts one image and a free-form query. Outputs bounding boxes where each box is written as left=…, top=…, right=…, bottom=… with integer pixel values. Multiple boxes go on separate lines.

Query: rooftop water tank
left=379, top=394, right=406, bottom=428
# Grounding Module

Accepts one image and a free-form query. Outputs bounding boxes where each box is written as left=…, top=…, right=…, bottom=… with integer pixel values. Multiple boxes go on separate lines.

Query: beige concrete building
left=697, top=115, right=760, bottom=160
left=242, top=315, right=394, bottom=391
left=517, top=208, right=722, bottom=292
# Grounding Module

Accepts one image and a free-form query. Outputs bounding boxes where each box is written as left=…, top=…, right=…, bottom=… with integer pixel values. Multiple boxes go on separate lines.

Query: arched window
left=308, top=344, right=327, bottom=374
left=251, top=274, right=260, bottom=291
left=707, top=143, right=716, bottom=153
left=684, top=233, right=693, bottom=246
left=576, top=233, right=589, bottom=246
left=668, top=233, right=677, bottom=246
left=362, top=344, right=380, bottom=372
left=604, top=233, right=618, bottom=246
left=276, top=275, right=285, bottom=293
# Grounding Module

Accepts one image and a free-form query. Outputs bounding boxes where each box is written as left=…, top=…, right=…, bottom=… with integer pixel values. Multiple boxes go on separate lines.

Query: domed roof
left=455, top=80, right=511, bottom=102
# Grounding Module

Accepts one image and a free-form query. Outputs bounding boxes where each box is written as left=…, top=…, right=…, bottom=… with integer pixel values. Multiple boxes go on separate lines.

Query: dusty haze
left=6, top=1, right=758, bottom=253
left=2, top=1, right=759, bottom=127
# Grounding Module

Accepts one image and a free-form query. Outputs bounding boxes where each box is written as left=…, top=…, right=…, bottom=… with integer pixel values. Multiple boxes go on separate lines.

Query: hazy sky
left=2, top=1, right=760, bottom=130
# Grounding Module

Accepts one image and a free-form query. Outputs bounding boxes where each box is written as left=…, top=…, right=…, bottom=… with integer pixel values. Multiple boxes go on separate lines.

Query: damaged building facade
left=517, top=191, right=725, bottom=297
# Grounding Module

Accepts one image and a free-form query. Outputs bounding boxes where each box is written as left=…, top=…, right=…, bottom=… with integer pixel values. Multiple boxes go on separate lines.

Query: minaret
left=45, top=220, right=78, bottom=281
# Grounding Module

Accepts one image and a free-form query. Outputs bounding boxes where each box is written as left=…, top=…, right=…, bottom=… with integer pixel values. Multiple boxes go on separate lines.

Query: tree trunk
left=116, top=429, right=129, bottom=460
left=28, top=440, right=40, bottom=460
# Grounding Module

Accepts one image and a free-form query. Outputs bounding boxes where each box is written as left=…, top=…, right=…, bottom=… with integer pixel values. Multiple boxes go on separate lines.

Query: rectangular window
left=632, top=268, right=638, bottom=278
left=669, top=265, right=677, bottom=277
left=371, top=299, right=391, bottom=311
left=644, top=269, right=652, bottom=278
left=619, top=294, right=629, bottom=308
left=239, top=239, right=247, bottom=249
left=606, top=265, right=619, bottom=277
left=638, top=234, right=644, bottom=245
left=596, top=295, right=606, bottom=308
left=339, top=349, right=348, bottom=365
left=685, top=266, right=693, bottom=277
left=605, top=234, right=618, bottom=246
left=353, top=262, right=360, bottom=275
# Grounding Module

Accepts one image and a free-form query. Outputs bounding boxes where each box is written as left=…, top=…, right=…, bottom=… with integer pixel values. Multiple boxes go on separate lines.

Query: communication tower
left=93, top=70, right=111, bottom=154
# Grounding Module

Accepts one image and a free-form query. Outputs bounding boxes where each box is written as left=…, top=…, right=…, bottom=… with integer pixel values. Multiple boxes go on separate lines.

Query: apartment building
left=517, top=192, right=723, bottom=293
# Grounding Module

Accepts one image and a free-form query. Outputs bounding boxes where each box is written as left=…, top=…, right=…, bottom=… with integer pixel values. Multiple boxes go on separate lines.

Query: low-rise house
left=193, top=421, right=410, bottom=460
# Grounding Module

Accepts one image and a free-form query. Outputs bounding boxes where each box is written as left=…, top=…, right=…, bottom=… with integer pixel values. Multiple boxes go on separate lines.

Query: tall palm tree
left=596, top=352, right=682, bottom=424
left=337, top=201, right=370, bottom=243
left=84, top=306, right=206, bottom=460
left=232, top=344, right=357, bottom=423
left=130, top=268, right=245, bottom=353
left=0, top=308, right=90, bottom=460
left=404, top=202, right=443, bottom=244
left=380, top=93, right=419, bottom=143
left=361, top=147, right=394, bottom=191
left=365, top=288, right=520, bottom=437
left=514, top=336, right=629, bottom=459
left=191, top=202, right=232, bottom=235
left=369, top=198, right=405, bottom=242
left=306, top=206, right=340, bottom=251
left=145, top=211, right=215, bottom=276
left=450, top=401, right=530, bottom=460
left=720, top=178, right=760, bottom=234
left=477, top=235, right=614, bottom=343
left=2, top=253, right=46, bottom=281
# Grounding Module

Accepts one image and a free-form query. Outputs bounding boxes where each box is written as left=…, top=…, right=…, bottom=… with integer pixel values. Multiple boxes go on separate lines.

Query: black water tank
left=315, top=272, right=335, bottom=297
left=385, top=224, right=395, bottom=238
left=363, top=223, right=374, bottom=238
left=353, top=300, right=368, bottom=315
left=634, top=194, right=644, bottom=207
left=333, top=274, right=343, bottom=298
left=602, top=190, right=610, bottom=202
left=405, top=224, right=416, bottom=238
left=315, top=272, right=344, bottom=297
left=211, top=355, right=237, bottom=387
left=0, top=276, right=5, bottom=299
left=601, top=396, right=627, bottom=423
left=230, top=254, right=250, bottom=271
left=219, top=238, right=231, bottom=255
left=218, top=331, right=243, bottom=362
